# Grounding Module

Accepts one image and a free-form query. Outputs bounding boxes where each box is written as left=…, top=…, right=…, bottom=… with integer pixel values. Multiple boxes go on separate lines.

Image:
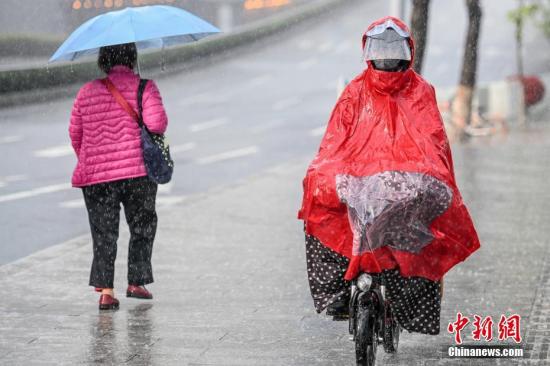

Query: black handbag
left=137, top=79, right=174, bottom=184
left=103, top=78, right=174, bottom=184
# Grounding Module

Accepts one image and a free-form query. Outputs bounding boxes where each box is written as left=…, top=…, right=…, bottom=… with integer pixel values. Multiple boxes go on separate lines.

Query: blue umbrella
left=50, top=5, right=220, bottom=62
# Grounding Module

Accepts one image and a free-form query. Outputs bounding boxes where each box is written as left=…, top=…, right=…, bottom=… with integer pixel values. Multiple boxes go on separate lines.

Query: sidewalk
left=1, top=124, right=550, bottom=365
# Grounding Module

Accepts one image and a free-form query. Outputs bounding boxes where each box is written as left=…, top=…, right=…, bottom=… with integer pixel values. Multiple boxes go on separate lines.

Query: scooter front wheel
left=355, top=305, right=377, bottom=366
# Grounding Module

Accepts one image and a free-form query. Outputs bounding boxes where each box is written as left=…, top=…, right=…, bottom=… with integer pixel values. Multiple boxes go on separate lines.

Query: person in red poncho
left=298, top=17, right=480, bottom=334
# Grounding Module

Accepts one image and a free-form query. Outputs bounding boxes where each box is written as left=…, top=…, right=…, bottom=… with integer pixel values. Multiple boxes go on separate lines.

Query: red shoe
left=99, top=294, right=119, bottom=310
left=126, top=285, right=153, bottom=299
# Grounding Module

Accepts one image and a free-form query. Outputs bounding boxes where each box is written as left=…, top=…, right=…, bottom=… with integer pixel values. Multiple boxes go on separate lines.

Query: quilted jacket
left=69, top=66, right=168, bottom=187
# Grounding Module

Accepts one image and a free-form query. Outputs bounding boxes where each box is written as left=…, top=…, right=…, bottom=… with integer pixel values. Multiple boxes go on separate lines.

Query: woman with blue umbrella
left=55, top=5, right=220, bottom=310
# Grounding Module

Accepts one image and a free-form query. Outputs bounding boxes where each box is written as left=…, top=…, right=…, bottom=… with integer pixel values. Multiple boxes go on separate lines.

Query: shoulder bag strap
left=101, top=78, right=141, bottom=126
left=137, top=79, right=149, bottom=123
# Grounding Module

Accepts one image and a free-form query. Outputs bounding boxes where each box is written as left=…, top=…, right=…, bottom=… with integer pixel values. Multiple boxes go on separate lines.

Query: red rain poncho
left=298, top=17, right=480, bottom=282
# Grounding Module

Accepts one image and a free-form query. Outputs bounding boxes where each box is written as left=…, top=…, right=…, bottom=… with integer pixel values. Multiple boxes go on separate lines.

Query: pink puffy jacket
left=69, top=66, right=168, bottom=187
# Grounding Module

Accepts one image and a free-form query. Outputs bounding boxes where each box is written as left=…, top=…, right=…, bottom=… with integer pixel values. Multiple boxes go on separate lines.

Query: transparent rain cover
left=336, top=171, right=453, bottom=256
left=363, top=28, right=411, bottom=61
left=365, top=18, right=410, bottom=38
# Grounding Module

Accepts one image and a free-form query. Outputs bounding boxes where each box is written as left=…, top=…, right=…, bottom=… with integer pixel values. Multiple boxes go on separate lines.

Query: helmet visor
left=363, top=28, right=411, bottom=62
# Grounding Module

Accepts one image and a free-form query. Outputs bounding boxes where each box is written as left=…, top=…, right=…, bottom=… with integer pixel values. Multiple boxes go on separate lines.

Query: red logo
left=498, top=314, right=522, bottom=343
left=447, top=312, right=470, bottom=344
left=448, top=313, right=522, bottom=344
left=472, top=315, right=493, bottom=341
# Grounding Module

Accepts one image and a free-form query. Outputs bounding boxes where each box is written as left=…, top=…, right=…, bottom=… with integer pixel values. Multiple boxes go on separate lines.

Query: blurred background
left=0, top=0, right=307, bottom=69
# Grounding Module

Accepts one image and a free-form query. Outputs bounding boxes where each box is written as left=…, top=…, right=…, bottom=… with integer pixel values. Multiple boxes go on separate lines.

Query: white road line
left=178, top=92, right=212, bottom=106
left=318, top=41, right=334, bottom=53
left=335, top=41, right=352, bottom=55
left=179, top=92, right=229, bottom=107
left=298, top=58, right=319, bottom=70
left=247, top=74, right=273, bottom=88
left=157, top=181, right=174, bottom=195
left=156, top=195, right=187, bottom=208
left=297, top=39, right=314, bottom=50
left=170, top=142, right=197, bottom=154
left=251, top=119, right=286, bottom=133
left=0, top=183, right=71, bottom=203
left=59, top=199, right=85, bottom=209
left=310, top=126, right=326, bottom=137
left=4, top=175, right=27, bottom=182
left=34, top=144, right=73, bottom=158
left=197, top=146, right=259, bottom=165
left=189, top=117, right=229, bottom=132
left=0, top=175, right=28, bottom=189
left=0, top=135, right=23, bottom=144
left=272, top=98, right=299, bottom=111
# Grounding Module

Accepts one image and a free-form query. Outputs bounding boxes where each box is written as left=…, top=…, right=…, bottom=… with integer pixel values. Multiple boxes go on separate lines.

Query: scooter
left=349, top=272, right=401, bottom=366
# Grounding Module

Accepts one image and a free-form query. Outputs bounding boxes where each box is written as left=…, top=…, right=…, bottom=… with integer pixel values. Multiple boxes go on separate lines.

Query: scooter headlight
left=356, top=274, right=373, bottom=291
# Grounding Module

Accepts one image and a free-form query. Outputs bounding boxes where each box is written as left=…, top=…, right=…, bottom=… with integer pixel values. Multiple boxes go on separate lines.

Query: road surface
left=0, top=0, right=548, bottom=263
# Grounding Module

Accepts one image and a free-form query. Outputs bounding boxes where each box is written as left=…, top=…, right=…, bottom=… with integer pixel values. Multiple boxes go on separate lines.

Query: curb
left=0, top=0, right=352, bottom=109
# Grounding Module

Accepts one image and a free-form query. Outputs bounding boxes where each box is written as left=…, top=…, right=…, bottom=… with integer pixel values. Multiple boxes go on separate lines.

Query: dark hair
left=97, top=43, right=137, bottom=74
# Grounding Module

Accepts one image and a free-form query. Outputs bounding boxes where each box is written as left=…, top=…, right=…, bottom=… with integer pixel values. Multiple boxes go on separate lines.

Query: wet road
left=1, top=108, right=549, bottom=366
left=0, top=0, right=547, bottom=264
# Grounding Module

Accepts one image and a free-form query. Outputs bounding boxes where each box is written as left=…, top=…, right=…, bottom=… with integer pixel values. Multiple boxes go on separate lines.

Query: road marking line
left=34, top=144, right=73, bottom=158
left=297, top=39, right=314, bottom=50
left=0, top=135, right=23, bottom=144
left=197, top=146, right=259, bottom=165
left=170, top=142, right=197, bottom=154
left=247, top=74, right=273, bottom=88
left=0, top=175, right=28, bottom=190
left=318, top=41, right=333, bottom=53
left=335, top=41, right=351, bottom=54
left=310, top=126, right=326, bottom=136
left=157, top=181, right=174, bottom=195
left=189, top=118, right=229, bottom=132
left=59, top=199, right=85, bottom=209
left=156, top=195, right=187, bottom=208
left=251, top=119, right=286, bottom=133
left=272, top=98, right=299, bottom=111
left=178, top=92, right=212, bottom=106
left=4, top=175, right=27, bottom=182
left=298, top=58, right=318, bottom=70
left=179, top=93, right=229, bottom=107
left=0, top=183, right=71, bottom=203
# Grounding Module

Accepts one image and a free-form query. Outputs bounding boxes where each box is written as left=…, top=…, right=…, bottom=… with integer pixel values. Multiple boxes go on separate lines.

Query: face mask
left=364, top=29, right=411, bottom=63
left=371, top=59, right=410, bottom=72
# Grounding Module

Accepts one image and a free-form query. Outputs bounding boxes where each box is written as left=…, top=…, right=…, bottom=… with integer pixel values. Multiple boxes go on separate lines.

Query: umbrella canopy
left=336, top=172, right=453, bottom=255
left=50, top=5, right=220, bottom=62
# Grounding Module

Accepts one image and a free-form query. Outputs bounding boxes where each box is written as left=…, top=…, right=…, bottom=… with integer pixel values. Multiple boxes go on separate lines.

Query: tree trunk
left=515, top=0, right=527, bottom=125
left=452, top=0, right=482, bottom=135
left=410, top=0, right=431, bottom=74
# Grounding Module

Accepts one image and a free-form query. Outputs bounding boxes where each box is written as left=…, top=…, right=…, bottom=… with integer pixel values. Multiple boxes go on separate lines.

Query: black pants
left=83, top=176, right=158, bottom=288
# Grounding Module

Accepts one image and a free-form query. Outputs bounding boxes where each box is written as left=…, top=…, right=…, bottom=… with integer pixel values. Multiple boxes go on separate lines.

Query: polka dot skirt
left=383, top=268, right=441, bottom=335
left=305, top=234, right=441, bottom=335
left=305, top=234, right=351, bottom=313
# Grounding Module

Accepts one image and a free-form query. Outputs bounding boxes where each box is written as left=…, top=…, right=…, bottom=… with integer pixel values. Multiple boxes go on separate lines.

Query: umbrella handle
left=161, top=44, right=166, bottom=72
